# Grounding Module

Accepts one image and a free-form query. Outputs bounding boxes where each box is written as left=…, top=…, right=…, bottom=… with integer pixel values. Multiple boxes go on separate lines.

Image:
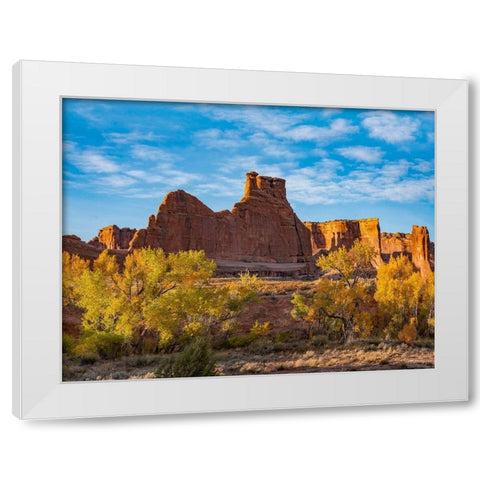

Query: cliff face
left=380, top=232, right=412, bottom=258
left=410, top=225, right=433, bottom=279
left=304, top=218, right=382, bottom=266
left=89, top=225, right=137, bottom=250
left=64, top=171, right=434, bottom=277
left=130, top=171, right=314, bottom=271
left=63, top=235, right=127, bottom=264
left=380, top=228, right=433, bottom=278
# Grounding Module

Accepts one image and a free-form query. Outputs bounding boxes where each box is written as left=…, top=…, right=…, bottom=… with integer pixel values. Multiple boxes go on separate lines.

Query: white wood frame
left=12, top=61, right=468, bottom=419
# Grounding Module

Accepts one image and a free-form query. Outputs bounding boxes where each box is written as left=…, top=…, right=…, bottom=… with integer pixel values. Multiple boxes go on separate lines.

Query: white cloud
left=320, top=108, right=344, bottom=118
left=218, top=156, right=262, bottom=174
left=411, top=158, right=434, bottom=173
left=205, top=106, right=307, bottom=137
left=336, top=146, right=384, bottom=163
left=282, top=119, right=359, bottom=144
left=249, top=132, right=302, bottom=160
left=131, top=144, right=177, bottom=162
left=72, top=104, right=103, bottom=123
left=194, top=128, right=245, bottom=149
left=126, top=167, right=202, bottom=187
left=64, top=142, right=119, bottom=173
left=283, top=158, right=433, bottom=205
left=106, top=131, right=165, bottom=144
left=96, top=175, right=138, bottom=188
left=194, top=175, right=244, bottom=198
left=361, top=112, right=420, bottom=144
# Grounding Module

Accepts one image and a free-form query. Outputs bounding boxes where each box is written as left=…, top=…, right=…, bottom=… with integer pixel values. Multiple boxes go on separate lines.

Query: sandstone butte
left=63, top=171, right=434, bottom=278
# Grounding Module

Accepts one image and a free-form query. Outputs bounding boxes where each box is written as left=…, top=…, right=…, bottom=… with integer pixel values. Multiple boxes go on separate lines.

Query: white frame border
left=12, top=61, right=468, bottom=420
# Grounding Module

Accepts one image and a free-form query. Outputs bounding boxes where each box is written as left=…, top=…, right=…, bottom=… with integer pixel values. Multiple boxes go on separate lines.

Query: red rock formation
left=64, top=171, right=434, bottom=278
left=410, top=225, right=433, bottom=279
left=63, top=235, right=127, bottom=264
left=380, top=232, right=412, bottom=263
left=88, top=225, right=137, bottom=250
left=381, top=229, right=434, bottom=275
left=130, top=171, right=314, bottom=272
left=304, top=218, right=382, bottom=266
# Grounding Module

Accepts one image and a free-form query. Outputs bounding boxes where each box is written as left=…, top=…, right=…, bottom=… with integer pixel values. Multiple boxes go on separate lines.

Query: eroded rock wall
left=129, top=171, right=314, bottom=271
left=89, top=225, right=137, bottom=250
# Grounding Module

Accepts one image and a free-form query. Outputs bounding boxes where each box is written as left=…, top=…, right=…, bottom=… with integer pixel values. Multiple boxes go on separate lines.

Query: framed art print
left=12, top=61, right=468, bottom=419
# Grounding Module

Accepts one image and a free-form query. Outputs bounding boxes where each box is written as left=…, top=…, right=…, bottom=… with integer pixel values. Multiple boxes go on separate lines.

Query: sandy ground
left=62, top=343, right=434, bottom=381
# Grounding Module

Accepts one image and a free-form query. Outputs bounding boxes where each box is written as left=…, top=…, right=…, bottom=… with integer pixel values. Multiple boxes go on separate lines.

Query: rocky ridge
left=64, top=172, right=434, bottom=277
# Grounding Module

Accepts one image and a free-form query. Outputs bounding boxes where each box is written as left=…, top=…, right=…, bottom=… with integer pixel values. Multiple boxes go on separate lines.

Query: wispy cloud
left=106, top=131, right=165, bottom=144
left=64, top=141, right=119, bottom=173
left=336, top=146, right=384, bottom=163
left=411, top=158, right=434, bottom=173
left=125, top=168, right=202, bottom=186
left=131, top=144, right=178, bottom=162
left=249, top=132, right=302, bottom=160
left=284, top=158, right=433, bottom=206
left=204, top=105, right=307, bottom=137
left=194, top=128, right=245, bottom=149
left=96, top=175, right=138, bottom=188
left=282, top=119, right=359, bottom=144
left=361, top=111, right=420, bottom=144
left=194, top=175, right=245, bottom=198
left=217, top=155, right=297, bottom=178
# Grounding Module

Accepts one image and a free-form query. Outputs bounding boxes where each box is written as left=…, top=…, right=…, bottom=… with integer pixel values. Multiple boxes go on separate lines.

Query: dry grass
left=63, top=343, right=434, bottom=381
left=215, top=343, right=433, bottom=376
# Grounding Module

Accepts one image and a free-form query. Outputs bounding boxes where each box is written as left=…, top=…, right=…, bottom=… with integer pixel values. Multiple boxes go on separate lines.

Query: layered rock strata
left=88, top=225, right=137, bottom=250
left=130, top=172, right=314, bottom=272
left=380, top=232, right=412, bottom=260
left=63, top=235, right=127, bottom=265
left=410, top=225, right=433, bottom=279
left=63, top=171, right=434, bottom=277
left=304, top=218, right=382, bottom=266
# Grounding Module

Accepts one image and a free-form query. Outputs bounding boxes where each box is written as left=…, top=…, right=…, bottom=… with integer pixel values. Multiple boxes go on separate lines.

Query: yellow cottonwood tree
left=62, top=251, right=89, bottom=306
left=292, top=239, right=377, bottom=343
left=72, top=248, right=261, bottom=350
left=374, top=255, right=432, bottom=340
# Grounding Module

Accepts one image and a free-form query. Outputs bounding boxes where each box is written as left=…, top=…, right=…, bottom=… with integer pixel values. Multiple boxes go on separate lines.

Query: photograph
left=61, top=98, right=435, bottom=381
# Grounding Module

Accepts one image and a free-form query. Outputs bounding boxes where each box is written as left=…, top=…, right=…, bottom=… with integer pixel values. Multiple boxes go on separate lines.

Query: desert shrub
left=74, top=331, right=125, bottom=359
left=397, top=319, right=418, bottom=345
left=310, top=334, right=328, bottom=347
left=78, top=351, right=101, bottom=365
left=247, top=321, right=270, bottom=342
left=155, top=336, right=216, bottom=378
left=427, top=317, right=435, bottom=338
left=224, top=335, right=249, bottom=348
left=274, top=331, right=292, bottom=343
left=62, top=333, right=77, bottom=354
left=413, top=338, right=434, bottom=349
left=246, top=338, right=275, bottom=355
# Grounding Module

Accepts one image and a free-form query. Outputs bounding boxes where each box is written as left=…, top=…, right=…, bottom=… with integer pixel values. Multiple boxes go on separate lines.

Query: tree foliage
left=64, top=248, right=261, bottom=351
left=62, top=252, right=89, bottom=306
left=374, top=255, right=434, bottom=339
left=293, top=241, right=377, bottom=344
left=292, top=278, right=373, bottom=343
left=316, top=239, right=377, bottom=287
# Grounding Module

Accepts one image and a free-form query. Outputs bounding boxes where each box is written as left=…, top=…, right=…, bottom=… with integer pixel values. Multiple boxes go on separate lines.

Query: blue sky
left=62, top=99, right=435, bottom=242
